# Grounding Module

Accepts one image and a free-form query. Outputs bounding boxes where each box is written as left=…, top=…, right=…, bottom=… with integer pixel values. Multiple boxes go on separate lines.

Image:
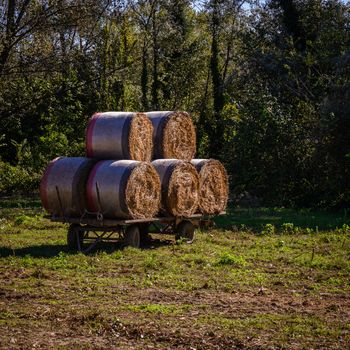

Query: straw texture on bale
left=191, top=159, right=228, bottom=215
left=86, top=112, right=153, bottom=161
left=152, top=159, right=199, bottom=217
left=86, top=160, right=160, bottom=219
left=40, top=157, right=97, bottom=217
left=146, top=111, right=196, bottom=160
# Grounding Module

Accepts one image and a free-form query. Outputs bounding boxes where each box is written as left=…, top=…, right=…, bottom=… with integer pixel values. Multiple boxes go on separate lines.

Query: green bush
left=260, top=223, right=276, bottom=236
left=0, top=161, right=40, bottom=194
left=281, top=223, right=295, bottom=234
left=215, top=252, right=247, bottom=267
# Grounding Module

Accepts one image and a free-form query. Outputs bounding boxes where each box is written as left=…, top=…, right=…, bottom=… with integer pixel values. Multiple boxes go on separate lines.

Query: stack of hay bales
left=147, top=111, right=228, bottom=216
left=40, top=112, right=160, bottom=220
left=40, top=110, right=228, bottom=219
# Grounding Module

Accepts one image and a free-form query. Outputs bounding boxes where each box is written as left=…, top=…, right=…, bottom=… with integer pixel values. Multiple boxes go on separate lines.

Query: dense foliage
left=0, top=0, right=349, bottom=207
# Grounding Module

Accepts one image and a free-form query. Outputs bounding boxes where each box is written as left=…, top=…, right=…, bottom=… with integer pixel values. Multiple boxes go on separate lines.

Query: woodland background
left=0, top=0, right=349, bottom=208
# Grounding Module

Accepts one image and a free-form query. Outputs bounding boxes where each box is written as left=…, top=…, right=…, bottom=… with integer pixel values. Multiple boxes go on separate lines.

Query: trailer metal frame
left=48, top=211, right=225, bottom=253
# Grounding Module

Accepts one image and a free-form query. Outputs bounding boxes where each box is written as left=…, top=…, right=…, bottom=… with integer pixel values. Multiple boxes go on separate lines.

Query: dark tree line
left=0, top=0, right=349, bottom=208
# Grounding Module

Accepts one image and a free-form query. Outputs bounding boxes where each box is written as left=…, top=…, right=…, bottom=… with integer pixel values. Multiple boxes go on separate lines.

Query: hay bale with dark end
left=191, top=159, right=228, bottom=215
left=152, top=159, right=199, bottom=217
left=86, top=160, right=161, bottom=219
left=146, top=111, right=196, bottom=160
left=86, top=112, right=153, bottom=161
left=40, top=157, right=97, bottom=217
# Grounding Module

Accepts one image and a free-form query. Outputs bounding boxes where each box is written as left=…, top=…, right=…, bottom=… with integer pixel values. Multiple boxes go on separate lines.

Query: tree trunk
left=0, top=0, right=16, bottom=74
left=151, top=18, right=159, bottom=109
left=210, top=0, right=224, bottom=158
left=141, top=43, right=149, bottom=110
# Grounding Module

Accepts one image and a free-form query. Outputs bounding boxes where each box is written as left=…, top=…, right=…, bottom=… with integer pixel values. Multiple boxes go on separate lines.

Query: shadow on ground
left=215, top=207, right=350, bottom=231
left=0, top=244, right=69, bottom=258
left=0, top=237, right=174, bottom=258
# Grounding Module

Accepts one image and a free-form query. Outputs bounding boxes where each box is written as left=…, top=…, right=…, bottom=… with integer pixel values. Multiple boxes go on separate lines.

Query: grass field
left=0, top=197, right=349, bottom=349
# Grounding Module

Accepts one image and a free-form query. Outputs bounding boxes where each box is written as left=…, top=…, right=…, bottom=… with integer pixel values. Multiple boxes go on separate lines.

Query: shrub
left=215, top=252, right=247, bottom=267
left=281, top=223, right=294, bottom=234
left=0, top=161, right=40, bottom=194
left=260, top=223, right=276, bottom=236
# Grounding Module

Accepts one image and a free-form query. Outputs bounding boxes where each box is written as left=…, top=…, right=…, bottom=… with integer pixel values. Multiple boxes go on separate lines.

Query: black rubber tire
left=175, top=220, right=195, bottom=243
left=139, top=223, right=151, bottom=245
left=67, top=224, right=84, bottom=251
left=124, top=224, right=141, bottom=248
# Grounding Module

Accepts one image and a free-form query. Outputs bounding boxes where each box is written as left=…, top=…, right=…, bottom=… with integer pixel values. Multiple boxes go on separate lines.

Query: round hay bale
left=40, top=157, right=97, bottom=217
left=191, top=159, right=228, bottom=215
left=86, top=160, right=161, bottom=219
left=152, top=159, right=199, bottom=217
left=86, top=112, right=153, bottom=161
left=146, top=111, right=196, bottom=160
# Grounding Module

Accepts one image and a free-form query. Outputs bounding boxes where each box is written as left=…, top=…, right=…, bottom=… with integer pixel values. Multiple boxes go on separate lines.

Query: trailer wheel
left=139, top=223, right=151, bottom=245
left=124, top=224, right=141, bottom=248
left=175, top=220, right=195, bottom=243
left=67, top=224, right=84, bottom=251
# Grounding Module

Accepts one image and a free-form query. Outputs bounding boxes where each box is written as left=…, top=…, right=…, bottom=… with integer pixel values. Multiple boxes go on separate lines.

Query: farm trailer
left=48, top=212, right=226, bottom=254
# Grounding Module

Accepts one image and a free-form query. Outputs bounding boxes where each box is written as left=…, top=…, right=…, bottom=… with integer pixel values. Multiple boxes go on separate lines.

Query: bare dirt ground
left=1, top=281, right=349, bottom=349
